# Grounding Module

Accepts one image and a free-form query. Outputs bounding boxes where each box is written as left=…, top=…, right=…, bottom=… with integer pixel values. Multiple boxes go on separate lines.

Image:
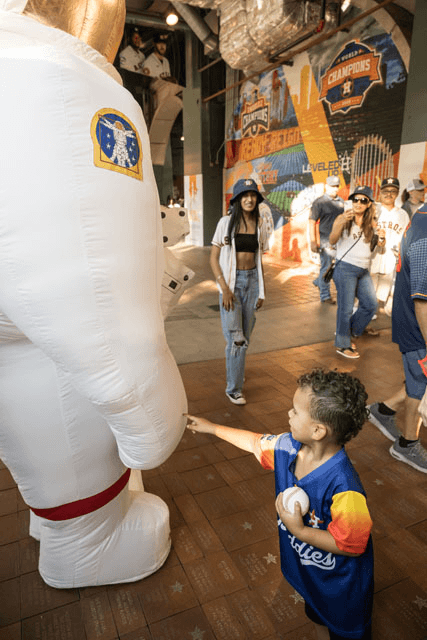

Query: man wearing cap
left=368, top=204, right=427, bottom=473
left=402, top=178, right=426, bottom=218
left=142, top=33, right=182, bottom=106
left=119, top=30, right=146, bottom=74
left=143, top=33, right=171, bottom=80
left=367, top=177, right=409, bottom=333
left=309, top=176, right=344, bottom=304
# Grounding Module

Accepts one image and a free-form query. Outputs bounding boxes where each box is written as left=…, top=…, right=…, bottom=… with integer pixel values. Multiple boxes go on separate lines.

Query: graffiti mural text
left=239, top=127, right=302, bottom=162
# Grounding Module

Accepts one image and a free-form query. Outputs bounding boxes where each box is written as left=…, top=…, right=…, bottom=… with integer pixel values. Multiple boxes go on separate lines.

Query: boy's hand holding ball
left=275, top=487, right=310, bottom=538
left=281, top=486, right=310, bottom=515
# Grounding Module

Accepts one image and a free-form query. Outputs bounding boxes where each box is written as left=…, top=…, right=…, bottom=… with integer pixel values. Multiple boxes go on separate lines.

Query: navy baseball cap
left=153, top=33, right=169, bottom=43
left=230, top=178, right=264, bottom=204
left=349, top=186, right=374, bottom=201
left=380, top=177, right=399, bottom=190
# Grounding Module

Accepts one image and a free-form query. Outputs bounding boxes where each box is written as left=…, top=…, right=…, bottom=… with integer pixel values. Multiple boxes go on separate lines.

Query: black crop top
left=235, top=233, right=258, bottom=253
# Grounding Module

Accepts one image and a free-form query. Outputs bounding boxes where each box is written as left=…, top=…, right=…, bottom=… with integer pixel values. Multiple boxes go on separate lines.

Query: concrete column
left=183, top=31, right=224, bottom=246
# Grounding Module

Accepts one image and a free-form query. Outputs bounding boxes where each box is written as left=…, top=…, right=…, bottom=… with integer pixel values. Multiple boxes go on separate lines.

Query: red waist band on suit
left=30, top=468, right=131, bottom=521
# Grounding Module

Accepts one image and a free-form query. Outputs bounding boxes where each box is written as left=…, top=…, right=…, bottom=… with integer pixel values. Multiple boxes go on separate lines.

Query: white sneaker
left=336, top=347, right=360, bottom=359
left=226, top=392, right=246, bottom=405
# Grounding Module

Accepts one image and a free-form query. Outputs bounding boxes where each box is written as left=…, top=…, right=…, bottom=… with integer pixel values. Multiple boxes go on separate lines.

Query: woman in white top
left=210, top=179, right=269, bottom=405
left=329, top=186, right=385, bottom=359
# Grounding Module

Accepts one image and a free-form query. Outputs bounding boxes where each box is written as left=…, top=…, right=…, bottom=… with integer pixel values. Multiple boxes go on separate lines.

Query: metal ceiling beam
left=203, top=0, right=396, bottom=103
left=125, top=10, right=191, bottom=31
left=170, top=1, right=218, bottom=54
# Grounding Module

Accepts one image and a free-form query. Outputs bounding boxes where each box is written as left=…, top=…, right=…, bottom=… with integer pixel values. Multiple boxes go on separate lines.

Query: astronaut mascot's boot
left=0, top=0, right=187, bottom=588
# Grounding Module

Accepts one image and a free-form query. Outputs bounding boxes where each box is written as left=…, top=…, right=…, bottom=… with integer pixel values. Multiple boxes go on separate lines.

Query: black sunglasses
left=353, top=197, right=369, bottom=205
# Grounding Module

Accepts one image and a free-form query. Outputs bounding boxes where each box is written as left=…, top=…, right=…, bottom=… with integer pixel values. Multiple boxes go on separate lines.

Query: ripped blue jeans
left=220, top=267, right=259, bottom=395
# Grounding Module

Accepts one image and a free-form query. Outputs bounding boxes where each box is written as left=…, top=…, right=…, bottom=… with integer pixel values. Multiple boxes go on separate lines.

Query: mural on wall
left=225, top=6, right=409, bottom=262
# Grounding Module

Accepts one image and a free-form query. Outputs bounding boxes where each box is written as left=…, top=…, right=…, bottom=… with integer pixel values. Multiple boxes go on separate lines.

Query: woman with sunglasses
left=329, top=186, right=386, bottom=359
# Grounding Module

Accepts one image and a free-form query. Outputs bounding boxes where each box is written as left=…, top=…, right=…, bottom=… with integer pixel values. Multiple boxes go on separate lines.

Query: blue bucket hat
left=230, top=178, right=264, bottom=204
left=349, top=185, right=374, bottom=202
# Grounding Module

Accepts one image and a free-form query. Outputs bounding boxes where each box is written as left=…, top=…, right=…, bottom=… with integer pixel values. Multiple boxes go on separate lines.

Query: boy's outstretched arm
left=185, top=414, right=260, bottom=454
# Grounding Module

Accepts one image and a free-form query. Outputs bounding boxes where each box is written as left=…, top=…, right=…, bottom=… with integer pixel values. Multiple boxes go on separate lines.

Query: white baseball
left=281, top=486, right=310, bottom=516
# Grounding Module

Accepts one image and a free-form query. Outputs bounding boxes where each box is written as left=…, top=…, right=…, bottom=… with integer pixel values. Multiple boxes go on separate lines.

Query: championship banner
left=319, top=41, right=382, bottom=114
left=241, top=95, right=270, bottom=137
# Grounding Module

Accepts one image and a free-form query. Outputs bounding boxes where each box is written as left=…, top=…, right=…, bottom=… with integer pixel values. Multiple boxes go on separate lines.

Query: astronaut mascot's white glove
left=0, top=0, right=187, bottom=588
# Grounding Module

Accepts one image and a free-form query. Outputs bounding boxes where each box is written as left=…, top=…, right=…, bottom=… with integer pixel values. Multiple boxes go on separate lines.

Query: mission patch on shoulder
left=90, top=108, right=142, bottom=181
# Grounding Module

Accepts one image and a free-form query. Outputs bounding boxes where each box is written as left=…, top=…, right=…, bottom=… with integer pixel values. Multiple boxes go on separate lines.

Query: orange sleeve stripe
left=259, top=449, right=275, bottom=470
left=328, top=491, right=372, bottom=554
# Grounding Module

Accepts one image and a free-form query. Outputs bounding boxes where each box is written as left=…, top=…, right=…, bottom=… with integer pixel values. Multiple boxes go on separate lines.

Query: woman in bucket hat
left=210, top=179, right=270, bottom=404
left=329, top=186, right=386, bottom=359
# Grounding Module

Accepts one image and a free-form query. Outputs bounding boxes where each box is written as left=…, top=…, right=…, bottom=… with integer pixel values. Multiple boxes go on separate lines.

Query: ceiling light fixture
left=166, top=11, right=179, bottom=26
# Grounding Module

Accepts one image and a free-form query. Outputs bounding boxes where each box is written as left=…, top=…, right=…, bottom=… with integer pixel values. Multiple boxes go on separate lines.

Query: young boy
left=186, top=369, right=373, bottom=640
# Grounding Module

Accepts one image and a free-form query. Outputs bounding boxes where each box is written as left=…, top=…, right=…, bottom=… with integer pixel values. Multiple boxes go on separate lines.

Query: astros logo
left=308, top=510, right=324, bottom=529
left=91, top=109, right=143, bottom=181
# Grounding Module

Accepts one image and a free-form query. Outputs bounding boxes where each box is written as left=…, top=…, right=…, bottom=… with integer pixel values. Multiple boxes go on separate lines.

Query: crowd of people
left=189, top=172, right=427, bottom=639
left=310, top=176, right=411, bottom=357
left=94, top=24, right=427, bottom=638
left=209, top=173, right=427, bottom=474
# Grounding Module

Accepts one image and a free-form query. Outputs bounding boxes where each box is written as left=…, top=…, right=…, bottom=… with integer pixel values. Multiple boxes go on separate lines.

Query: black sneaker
left=226, top=391, right=246, bottom=405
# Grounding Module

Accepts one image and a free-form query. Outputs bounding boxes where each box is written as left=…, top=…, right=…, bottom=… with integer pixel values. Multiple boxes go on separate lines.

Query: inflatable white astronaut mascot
left=0, top=0, right=187, bottom=588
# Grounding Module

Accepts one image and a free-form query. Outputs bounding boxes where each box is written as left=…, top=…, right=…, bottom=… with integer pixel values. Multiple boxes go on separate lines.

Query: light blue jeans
left=220, top=267, right=259, bottom=394
left=313, top=242, right=336, bottom=301
left=333, top=260, right=377, bottom=349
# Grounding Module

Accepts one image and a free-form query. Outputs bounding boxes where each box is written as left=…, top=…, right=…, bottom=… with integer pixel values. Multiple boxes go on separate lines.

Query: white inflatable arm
left=0, top=38, right=186, bottom=470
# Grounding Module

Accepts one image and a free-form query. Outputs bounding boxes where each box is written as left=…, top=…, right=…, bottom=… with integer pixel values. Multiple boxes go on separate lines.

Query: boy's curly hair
left=297, top=369, right=369, bottom=446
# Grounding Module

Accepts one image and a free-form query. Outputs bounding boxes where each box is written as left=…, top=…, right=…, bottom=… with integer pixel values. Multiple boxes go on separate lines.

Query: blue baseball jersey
left=257, top=433, right=373, bottom=639
left=392, top=207, right=427, bottom=353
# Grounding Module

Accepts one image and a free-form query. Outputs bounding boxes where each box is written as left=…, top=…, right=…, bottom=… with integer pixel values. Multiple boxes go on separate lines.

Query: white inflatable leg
left=29, top=510, right=42, bottom=541
left=37, top=488, right=170, bottom=588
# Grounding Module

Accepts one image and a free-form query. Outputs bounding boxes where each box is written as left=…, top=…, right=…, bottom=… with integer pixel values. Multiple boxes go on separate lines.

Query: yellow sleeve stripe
left=328, top=491, right=372, bottom=554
